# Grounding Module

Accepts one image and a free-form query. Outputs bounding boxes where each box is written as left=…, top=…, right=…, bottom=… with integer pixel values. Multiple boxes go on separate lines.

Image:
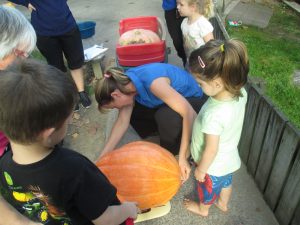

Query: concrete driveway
left=3, top=0, right=280, bottom=224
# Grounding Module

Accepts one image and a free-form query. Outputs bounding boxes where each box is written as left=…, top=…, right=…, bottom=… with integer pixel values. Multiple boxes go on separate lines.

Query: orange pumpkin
left=96, top=141, right=181, bottom=210
left=118, top=29, right=161, bottom=46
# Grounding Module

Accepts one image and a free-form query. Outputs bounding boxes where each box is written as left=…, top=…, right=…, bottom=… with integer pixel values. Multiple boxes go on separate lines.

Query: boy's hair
left=0, top=59, right=77, bottom=144
left=189, top=39, right=249, bottom=97
left=186, top=0, right=214, bottom=18
left=94, top=67, right=132, bottom=111
left=0, top=6, right=36, bottom=60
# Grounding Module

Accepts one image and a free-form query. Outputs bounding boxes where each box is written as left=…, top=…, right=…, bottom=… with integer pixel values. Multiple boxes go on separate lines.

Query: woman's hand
left=178, top=157, right=191, bottom=183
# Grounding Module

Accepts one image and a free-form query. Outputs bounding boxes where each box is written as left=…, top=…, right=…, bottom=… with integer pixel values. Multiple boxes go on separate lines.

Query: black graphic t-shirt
left=0, top=146, right=123, bottom=225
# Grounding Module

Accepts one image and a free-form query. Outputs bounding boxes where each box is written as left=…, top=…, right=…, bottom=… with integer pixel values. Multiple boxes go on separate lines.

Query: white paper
left=84, top=45, right=108, bottom=61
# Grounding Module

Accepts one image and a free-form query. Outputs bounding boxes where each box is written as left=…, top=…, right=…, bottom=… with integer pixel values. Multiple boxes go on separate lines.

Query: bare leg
left=70, top=67, right=91, bottom=108
left=215, top=185, right=232, bottom=212
left=183, top=198, right=211, bottom=217
left=70, top=67, right=84, bottom=92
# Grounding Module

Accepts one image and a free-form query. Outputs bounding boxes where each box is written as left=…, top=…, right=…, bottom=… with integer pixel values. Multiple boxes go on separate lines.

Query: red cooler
left=116, top=16, right=167, bottom=67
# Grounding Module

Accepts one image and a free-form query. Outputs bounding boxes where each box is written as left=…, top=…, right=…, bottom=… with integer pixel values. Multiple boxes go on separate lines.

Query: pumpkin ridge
left=101, top=146, right=179, bottom=169
left=99, top=164, right=180, bottom=176
left=126, top=142, right=179, bottom=165
left=118, top=185, right=179, bottom=198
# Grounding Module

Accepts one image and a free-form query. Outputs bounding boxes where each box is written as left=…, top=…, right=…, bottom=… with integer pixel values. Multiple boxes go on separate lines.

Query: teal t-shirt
left=190, top=88, right=247, bottom=176
left=126, top=63, right=203, bottom=108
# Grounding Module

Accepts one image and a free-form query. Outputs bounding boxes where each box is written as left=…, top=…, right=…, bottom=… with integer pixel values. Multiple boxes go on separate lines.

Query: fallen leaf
left=73, top=113, right=80, bottom=120
left=72, top=132, right=79, bottom=138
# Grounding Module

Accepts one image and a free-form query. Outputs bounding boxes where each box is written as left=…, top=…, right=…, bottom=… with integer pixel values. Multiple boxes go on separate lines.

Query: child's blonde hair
left=186, top=0, right=214, bottom=18
left=189, top=39, right=249, bottom=97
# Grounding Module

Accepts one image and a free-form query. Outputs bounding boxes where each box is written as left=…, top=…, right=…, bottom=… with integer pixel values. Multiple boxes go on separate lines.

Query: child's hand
left=122, top=201, right=140, bottom=220
left=194, top=167, right=206, bottom=182
left=178, top=158, right=191, bottom=183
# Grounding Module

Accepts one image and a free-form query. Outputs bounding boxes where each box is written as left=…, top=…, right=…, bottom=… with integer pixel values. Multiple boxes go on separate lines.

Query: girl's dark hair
left=189, top=39, right=249, bottom=97
left=94, top=67, right=132, bottom=111
left=0, top=59, right=77, bottom=144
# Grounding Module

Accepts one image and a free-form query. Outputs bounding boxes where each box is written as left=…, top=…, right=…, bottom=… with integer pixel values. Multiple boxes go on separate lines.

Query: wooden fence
left=212, top=14, right=300, bottom=225
left=238, top=83, right=300, bottom=225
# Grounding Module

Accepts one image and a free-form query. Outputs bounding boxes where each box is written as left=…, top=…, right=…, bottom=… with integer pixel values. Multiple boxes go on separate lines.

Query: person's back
left=126, top=63, right=203, bottom=108
left=10, top=0, right=75, bottom=36
left=0, top=59, right=138, bottom=224
left=0, top=145, right=123, bottom=224
left=190, top=88, right=247, bottom=174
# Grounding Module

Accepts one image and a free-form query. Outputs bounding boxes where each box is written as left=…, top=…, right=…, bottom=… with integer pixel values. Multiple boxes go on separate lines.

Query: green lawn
left=227, top=2, right=300, bottom=129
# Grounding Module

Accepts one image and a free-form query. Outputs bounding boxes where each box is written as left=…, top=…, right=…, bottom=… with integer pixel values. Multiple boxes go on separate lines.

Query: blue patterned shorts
left=197, top=173, right=232, bottom=205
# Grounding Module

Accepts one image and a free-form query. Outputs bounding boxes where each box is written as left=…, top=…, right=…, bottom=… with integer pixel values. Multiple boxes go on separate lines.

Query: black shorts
left=36, top=27, right=84, bottom=72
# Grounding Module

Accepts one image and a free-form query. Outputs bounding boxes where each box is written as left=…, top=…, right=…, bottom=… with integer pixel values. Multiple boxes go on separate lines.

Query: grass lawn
left=226, top=2, right=300, bottom=129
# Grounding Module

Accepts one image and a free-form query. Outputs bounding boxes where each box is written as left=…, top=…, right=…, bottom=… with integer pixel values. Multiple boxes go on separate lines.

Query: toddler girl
left=177, top=0, right=214, bottom=60
left=184, top=39, right=249, bottom=217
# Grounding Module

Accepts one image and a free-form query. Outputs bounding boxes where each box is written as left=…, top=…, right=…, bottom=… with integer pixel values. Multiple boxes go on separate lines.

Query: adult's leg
left=154, top=96, right=208, bottom=155
left=155, top=105, right=181, bottom=154
left=164, top=9, right=186, bottom=66
left=61, top=27, right=91, bottom=108
left=130, top=101, right=158, bottom=138
left=60, top=27, right=85, bottom=91
left=188, top=95, right=208, bottom=113
left=36, top=35, right=66, bottom=72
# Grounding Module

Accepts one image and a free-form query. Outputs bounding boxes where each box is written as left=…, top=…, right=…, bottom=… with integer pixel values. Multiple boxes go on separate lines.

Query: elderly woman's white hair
left=0, top=5, right=36, bottom=60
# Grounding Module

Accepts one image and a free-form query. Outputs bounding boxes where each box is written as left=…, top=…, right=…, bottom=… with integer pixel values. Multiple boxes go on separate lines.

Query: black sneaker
left=74, top=103, right=80, bottom=112
left=79, top=91, right=91, bottom=108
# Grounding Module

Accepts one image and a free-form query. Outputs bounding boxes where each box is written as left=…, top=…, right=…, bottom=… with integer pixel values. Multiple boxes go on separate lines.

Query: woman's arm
left=92, top=202, right=138, bottom=225
left=150, top=77, right=196, bottom=182
left=0, top=195, right=42, bottom=225
left=97, top=105, right=133, bottom=160
left=194, top=133, right=219, bottom=182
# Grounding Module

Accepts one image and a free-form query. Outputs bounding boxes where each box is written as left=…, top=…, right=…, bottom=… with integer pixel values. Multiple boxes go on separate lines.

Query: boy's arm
left=97, top=105, right=133, bottom=160
left=0, top=195, right=42, bottom=225
left=194, top=133, right=219, bottom=182
left=92, top=202, right=138, bottom=225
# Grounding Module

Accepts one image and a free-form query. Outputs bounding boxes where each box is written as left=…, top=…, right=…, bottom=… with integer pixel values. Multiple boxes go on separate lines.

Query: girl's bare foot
left=214, top=200, right=228, bottom=212
left=183, top=198, right=209, bottom=217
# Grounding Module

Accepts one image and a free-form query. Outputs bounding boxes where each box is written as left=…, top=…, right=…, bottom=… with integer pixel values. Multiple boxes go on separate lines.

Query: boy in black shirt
left=0, top=59, right=138, bottom=225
